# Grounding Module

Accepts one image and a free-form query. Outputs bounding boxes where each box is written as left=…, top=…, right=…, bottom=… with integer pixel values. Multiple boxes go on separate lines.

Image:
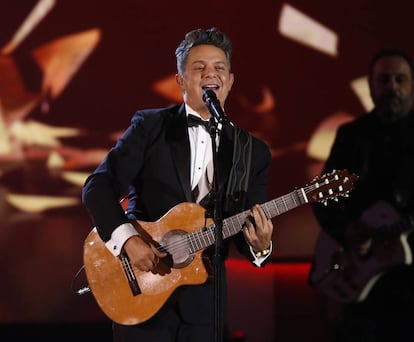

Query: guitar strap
left=223, top=125, right=252, bottom=215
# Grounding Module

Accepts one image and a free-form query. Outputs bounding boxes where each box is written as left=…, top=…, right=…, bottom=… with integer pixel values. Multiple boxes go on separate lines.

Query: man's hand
left=242, top=204, right=273, bottom=253
left=123, top=235, right=167, bottom=272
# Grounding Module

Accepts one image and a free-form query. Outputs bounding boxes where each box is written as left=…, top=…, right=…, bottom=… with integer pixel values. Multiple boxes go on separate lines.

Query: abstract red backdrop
left=1, top=0, right=413, bottom=336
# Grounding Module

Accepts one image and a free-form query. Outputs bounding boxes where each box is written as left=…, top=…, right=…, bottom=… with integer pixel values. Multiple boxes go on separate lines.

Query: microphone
left=202, top=89, right=228, bottom=123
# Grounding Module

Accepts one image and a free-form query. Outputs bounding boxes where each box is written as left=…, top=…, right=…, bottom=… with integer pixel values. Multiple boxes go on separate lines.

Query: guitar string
left=155, top=178, right=348, bottom=255
left=125, top=173, right=349, bottom=274
left=123, top=172, right=352, bottom=271
left=152, top=178, right=345, bottom=256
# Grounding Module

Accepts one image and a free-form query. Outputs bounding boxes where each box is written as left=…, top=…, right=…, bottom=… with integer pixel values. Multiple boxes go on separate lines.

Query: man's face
left=176, top=44, right=234, bottom=119
left=369, top=56, right=414, bottom=123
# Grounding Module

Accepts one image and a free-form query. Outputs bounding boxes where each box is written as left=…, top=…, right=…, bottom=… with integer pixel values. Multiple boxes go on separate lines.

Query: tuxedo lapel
left=217, top=122, right=234, bottom=193
left=166, top=105, right=193, bottom=202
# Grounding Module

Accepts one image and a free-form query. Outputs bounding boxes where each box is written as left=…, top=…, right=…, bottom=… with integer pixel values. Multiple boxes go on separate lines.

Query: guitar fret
left=200, top=227, right=208, bottom=248
left=282, top=196, right=289, bottom=211
left=187, top=234, right=196, bottom=254
left=208, top=226, right=215, bottom=244
left=223, top=218, right=233, bottom=239
left=189, top=226, right=215, bottom=253
left=199, top=227, right=211, bottom=251
left=233, top=214, right=245, bottom=235
left=224, top=212, right=245, bottom=239
left=195, top=230, right=204, bottom=250
left=225, top=219, right=233, bottom=239
left=262, top=205, right=271, bottom=219
left=203, top=226, right=213, bottom=247
left=221, top=222, right=229, bottom=239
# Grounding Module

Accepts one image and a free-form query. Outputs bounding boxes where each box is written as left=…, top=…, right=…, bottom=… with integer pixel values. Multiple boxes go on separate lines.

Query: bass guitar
left=83, top=169, right=357, bottom=325
left=309, top=200, right=414, bottom=303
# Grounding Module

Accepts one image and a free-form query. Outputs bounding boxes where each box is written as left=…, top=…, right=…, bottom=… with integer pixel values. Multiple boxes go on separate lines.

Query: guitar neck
left=187, top=188, right=307, bottom=254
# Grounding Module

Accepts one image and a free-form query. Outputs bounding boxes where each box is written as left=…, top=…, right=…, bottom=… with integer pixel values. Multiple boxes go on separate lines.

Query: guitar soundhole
left=161, top=230, right=194, bottom=269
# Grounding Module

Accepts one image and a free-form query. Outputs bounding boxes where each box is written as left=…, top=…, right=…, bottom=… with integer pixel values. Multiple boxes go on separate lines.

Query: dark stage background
left=1, top=0, right=413, bottom=340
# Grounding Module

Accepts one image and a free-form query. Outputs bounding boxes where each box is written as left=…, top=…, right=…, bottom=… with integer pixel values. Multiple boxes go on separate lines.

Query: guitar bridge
left=120, top=252, right=141, bottom=296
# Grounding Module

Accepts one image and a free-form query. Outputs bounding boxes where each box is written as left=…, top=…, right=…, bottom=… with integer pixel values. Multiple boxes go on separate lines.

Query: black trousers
left=113, top=268, right=228, bottom=342
left=113, top=306, right=214, bottom=342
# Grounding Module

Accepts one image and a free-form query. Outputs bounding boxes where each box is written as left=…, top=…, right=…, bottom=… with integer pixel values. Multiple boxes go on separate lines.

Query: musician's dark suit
left=82, top=103, right=272, bottom=339
left=312, top=109, right=414, bottom=341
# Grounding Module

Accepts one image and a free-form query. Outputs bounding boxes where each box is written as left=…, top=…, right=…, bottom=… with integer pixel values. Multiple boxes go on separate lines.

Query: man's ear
left=175, top=74, right=184, bottom=86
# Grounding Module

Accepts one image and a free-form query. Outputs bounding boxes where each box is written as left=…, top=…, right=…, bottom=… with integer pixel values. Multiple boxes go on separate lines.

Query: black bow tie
left=187, top=114, right=210, bottom=129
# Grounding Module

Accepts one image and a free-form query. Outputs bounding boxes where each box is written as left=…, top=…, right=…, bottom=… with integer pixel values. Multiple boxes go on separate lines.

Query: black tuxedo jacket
left=83, top=103, right=272, bottom=259
left=82, top=103, right=272, bottom=324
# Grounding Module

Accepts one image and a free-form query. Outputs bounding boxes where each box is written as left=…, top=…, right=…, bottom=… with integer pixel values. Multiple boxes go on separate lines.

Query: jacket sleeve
left=82, top=111, right=157, bottom=241
left=232, top=135, right=273, bottom=265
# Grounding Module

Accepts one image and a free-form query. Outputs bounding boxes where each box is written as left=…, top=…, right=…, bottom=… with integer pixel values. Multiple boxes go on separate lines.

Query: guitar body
left=83, top=202, right=212, bottom=325
left=82, top=169, right=357, bottom=325
left=309, top=201, right=413, bottom=303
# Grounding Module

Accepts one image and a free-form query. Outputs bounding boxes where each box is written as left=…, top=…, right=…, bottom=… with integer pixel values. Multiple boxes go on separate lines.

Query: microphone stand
left=203, top=89, right=229, bottom=342
left=207, top=116, right=224, bottom=342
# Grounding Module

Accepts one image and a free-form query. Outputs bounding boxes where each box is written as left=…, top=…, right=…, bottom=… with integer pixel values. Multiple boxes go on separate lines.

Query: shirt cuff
left=251, top=241, right=273, bottom=267
left=105, top=222, right=139, bottom=256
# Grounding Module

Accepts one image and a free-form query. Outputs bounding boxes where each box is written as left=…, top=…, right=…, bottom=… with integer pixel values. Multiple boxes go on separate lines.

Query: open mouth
left=202, top=85, right=219, bottom=91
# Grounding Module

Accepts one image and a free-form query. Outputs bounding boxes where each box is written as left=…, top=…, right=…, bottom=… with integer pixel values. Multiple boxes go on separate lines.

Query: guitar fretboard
left=187, top=188, right=308, bottom=253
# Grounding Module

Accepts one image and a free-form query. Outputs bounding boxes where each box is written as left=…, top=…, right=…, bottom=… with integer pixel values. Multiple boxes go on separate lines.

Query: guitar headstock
left=306, top=169, right=358, bottom=205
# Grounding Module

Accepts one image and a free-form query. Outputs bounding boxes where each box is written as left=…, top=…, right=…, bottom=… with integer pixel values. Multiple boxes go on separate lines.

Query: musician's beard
left=374, top=94, right=413, bottom=124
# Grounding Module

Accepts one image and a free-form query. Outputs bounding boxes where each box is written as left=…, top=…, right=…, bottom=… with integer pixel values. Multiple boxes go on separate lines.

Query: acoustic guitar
left=83, top=169, right=357, bottom=325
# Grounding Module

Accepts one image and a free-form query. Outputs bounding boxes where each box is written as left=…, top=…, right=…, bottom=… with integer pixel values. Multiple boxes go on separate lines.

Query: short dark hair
left=175, top=27, right=232, bottom=74
left=369, top=48, right=414, bottom=80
